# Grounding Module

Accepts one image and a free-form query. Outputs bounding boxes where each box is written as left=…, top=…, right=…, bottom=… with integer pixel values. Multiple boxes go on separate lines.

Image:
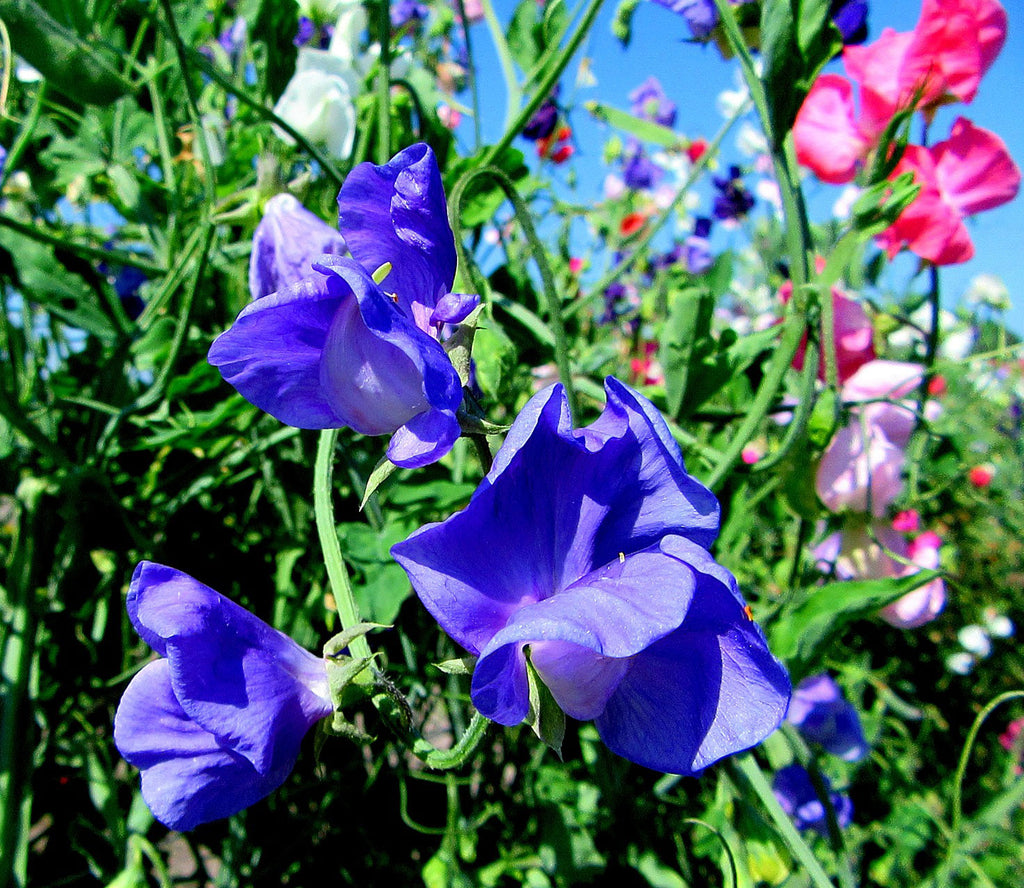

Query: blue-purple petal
left=114, top=660, right=297, bottom=831
left=471, top=541, right=699, bottom=723
left=337, top=143, right=456, bottom=323
left=593, top=538, right=790, bottom=773
left=430, top=292, right=480, bottom=326
left=127, top=562, right=332, bottom=776
left=387, top=407, right=461, bottom=469
left=207, top=275, right=347, bottom=428
left=248, top=193, right=347, bottom=300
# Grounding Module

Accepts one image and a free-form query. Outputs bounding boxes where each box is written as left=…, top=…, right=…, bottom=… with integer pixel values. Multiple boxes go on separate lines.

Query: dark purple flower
left=830, top=0, right=868, bottom=46
left=392, top=378, right=791, bottom=774
left=684, top=217, right=714, bottom=274
left=622, top=140, right=663, bottom=191
left=650, top=0, right=719, bottom=39
left=391, top=0, right=430, bottom=28
left=712, top=166, right=755, bottom=221
left=114, top=266, right=148, bottom=320
left=294, top=16, right=316, bottom=47
left=601, top=281, right=639, bottom=324
left=787, top=674, right=868, bottom=762
left=210, top=144, right=472, bottom=468
left=113, top=563, right=332, bottom=831
left=629, top=77, right=677, bottom=128
left=773, top=764, right=854, bottom=836
left=522, top=94, right=560, bottom=141
left=248, top=193, right=348, bottom=300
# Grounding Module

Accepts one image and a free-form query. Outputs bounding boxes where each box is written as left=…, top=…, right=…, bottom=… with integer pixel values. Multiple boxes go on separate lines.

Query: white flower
left=945, top=652, right=975, bottom=675
left=963, top=273, right=1011, bottom=312
left=833, top=185, right=862, bottom=220
left=957, top=625, right=992, bottom=658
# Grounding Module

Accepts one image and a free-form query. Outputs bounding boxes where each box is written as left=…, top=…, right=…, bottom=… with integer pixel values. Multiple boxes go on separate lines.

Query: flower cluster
left=793, top=0, right=1020, bottom=264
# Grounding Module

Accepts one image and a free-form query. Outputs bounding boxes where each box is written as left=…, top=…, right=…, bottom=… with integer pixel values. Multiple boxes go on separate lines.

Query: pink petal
left=793, top=75, right=872, bottom=185
left=933, top=118, right=1021, bottom=217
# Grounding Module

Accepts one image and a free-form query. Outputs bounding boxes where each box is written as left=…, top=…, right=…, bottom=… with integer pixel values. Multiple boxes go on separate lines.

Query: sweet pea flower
left=249, top=194, right=348, bottom=299
left=773, top=764, right=853, bottom=836
left=817, top=361, right=931, bottom=516
left=629, top=76, right=677, bottom=128
left=392, top=378, right=791, bottom=774
left=877, top=118, right=1020, bottom=266
left=650, top=0, right=720, bottom=39
left=273, top=22, right=360, bottom=161
left=113, top=563, right=333, bottom=831
left=787, top=674, right=868, bottom=762
left=816, top=522, right=945, bottom=628
left=779, top=267, right=875, bottom=384
left=210, top=144, right=471, bottom=468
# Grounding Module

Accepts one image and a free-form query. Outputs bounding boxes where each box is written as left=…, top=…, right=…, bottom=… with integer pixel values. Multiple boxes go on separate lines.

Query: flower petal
left=337, top=143, right=457, bottom=325
left=470, top=539, right=701, bottom=724
left=593, top=543, right=790, bottom=773
left=207, top=274, right=348, bottom=429
left=793, top=75, right=871, bottom=185
left=127, top=562, right=332, bottom=776
left=114, top=660, right=295, bottom=831
left=392, top=379, right=719, bottom=657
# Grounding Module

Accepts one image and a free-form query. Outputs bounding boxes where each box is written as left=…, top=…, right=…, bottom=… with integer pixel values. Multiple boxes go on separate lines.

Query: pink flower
left=901, top=0, right=1007, bottom=107
left=816, top=361, right=931, bottom=516
left=741, top=445, right=762, bottom=465
left=878, top=118, right=1021, bottom=265
left=793, top=1, right=1008, bottom=186
left=569, top=257, right=584, bottom=275
left=779, top=268, right=875, bottom=384
left=892, top=509, right=920, bottom=532
left=968, top=464, right=994, bottom=487
left=816, top=523, right=945, bottom=628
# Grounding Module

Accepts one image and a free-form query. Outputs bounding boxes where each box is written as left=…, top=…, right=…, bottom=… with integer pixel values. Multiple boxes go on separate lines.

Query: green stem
left=373, top=0, right=392, bottom=164
left=937, top=690, right=1024, bottom=887
left=731, top=754, right=838, bottom=888
left=411, top=710, right=489, bottom=770
left=0, top=81, right=46, bottom=192
left=314, top=430, right=371, bottom=662
left=0, top=215, right=165, bottom=275
left=450, top=166, right=577, bottom=419
left=482, top=0, right=606, bottom=167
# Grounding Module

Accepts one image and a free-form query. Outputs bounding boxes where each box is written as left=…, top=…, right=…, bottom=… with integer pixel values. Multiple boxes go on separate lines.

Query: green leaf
left=611, top=0, right=642, bottom=46
left=360, top=456, right=400, bottom=510
left=760, top=0, right=841, bottom=144
left=584, top=101, right=682, bottom=149
left=525, top=657, right=565, bottom=758
left=434, top=655, right=478, bottom=676
left=771, top=570, right=943, bottom=675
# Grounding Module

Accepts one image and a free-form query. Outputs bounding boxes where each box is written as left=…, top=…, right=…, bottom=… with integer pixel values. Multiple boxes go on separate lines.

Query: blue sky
left=467, top=0, right=1024, bottom=333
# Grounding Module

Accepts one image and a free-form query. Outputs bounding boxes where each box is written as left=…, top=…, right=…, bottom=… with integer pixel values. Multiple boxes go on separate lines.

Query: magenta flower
left=794, top=1, right=1008, bottom=186
left=787, top=674, right=868, bottom=762
left=113, top=563, right=333, bottom=831
left=209, top=144, right=474, bottom=468
left=877, top=118, right=1020, bottom=266
left=248, top=193, right=347, bottom=300
left=392, top=378, right=790, bottom=774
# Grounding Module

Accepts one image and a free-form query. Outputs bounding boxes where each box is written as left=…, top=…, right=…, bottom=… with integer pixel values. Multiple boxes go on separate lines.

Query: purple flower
left=773, top=764, right=853, bottom=836
left=787, top=674, right=868, bottom=762
left=650, top=0, right=719, bottom=39
left=248, top=193, right=348, bottom=300
left=830, top=0, right=868, bottom=46
left=712, top=166, right=755, bottom=221
left=209, top=144, right=472, bottom=468
left=217, top=17, right=247, bottom=60
left=522, top=93, right=560, bottom=141
left=629, top=77, right=677, bottom=128
left=293, top=16, right=316, bottom=48
left=391, top=0, right=430, bottom=28
left=684, top=217, right=714, bottom=274
left=392, top=378, right=790, bottom=774
left=113, top=563, right=332, bottom=831
left=622, top=140, right=663, bottom=191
